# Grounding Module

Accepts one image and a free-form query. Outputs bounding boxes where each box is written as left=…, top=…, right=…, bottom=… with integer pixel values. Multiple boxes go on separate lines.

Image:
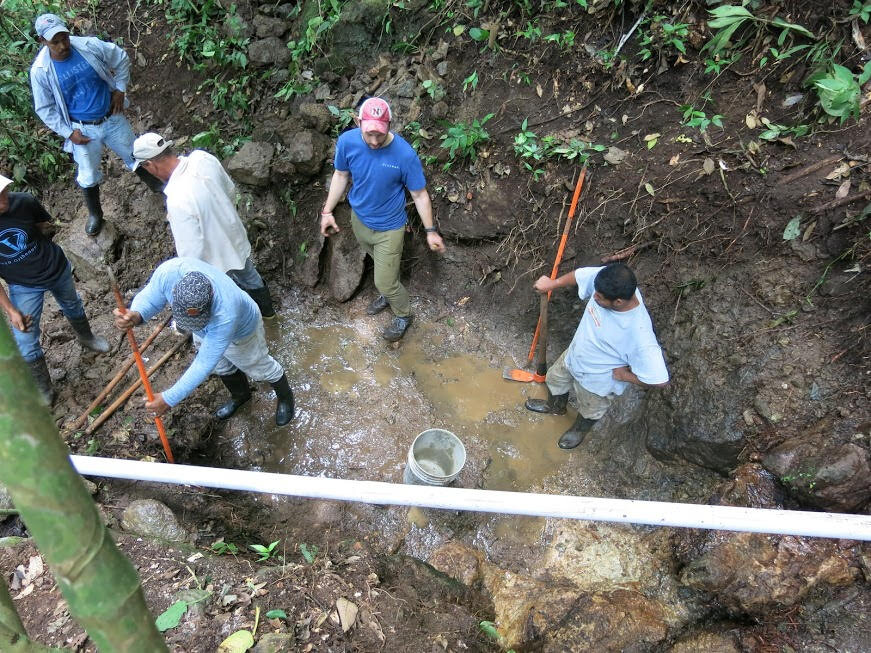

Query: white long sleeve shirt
left=163, top=150, right=252, bottom=273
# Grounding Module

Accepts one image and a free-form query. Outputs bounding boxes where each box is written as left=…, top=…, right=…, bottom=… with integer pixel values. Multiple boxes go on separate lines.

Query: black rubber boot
left=134, top=166, right=166, bottom=193
left=383, top=315, right=413, bottom=342
left=558, top=415, right=598, bottom=450
left=67, top=316, right=110, bottom=353
left=366, top=294, right=389, bottom=315
left=27, top=357, right=55, bottom=405
left=82, top=185, right=103, bottom=236
left=271, top=374, right=295, bottom=426
left=216, top=370, right=252, bottom=420
left=525, top=390, right=569, bottom=415
left=246, top=285, right=276, bottom=319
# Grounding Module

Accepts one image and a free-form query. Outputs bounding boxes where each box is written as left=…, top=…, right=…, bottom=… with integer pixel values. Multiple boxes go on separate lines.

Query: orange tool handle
left=527, top=165, right=588, bottom=363
left=111, top=283, right=175, bottom=464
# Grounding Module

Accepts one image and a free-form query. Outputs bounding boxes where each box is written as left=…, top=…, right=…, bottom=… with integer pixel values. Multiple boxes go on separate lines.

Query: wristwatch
left=425, top=226, right=438, bottom=233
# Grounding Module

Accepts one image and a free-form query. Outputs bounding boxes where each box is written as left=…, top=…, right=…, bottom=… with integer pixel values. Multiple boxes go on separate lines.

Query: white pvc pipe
left=70, top=456, right=871, bottom=541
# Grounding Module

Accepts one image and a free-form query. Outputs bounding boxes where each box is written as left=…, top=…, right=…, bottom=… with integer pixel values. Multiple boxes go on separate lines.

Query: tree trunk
left=0, top=322, right=167, bottom=651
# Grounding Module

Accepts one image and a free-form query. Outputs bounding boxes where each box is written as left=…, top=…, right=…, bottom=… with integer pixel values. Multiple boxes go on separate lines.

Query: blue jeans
left=7, top=263, right=85, bottom=362
left=72, top=113, right=136, bottom=188
left=226, top=256, right=265, bottom=291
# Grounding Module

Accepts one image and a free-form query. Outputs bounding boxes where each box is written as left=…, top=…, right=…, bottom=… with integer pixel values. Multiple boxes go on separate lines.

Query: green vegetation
left=422, top=78, right=446, bottom=101
left=680, top=106, right=724, bottom=133
left=513, top=118, right=606, bottom=178
left=249, top=539, right=281, bottom=562
left=439, top=114, right=494, bottom=169
left=0, top=0, right=73, bottom=185
left=702, top=5, right=814, bottom=59
left=637, top=15, right=689, bottom=61
left=808, top=63, right=871, bottom=123
left=210, top=539, right=239, bottom=555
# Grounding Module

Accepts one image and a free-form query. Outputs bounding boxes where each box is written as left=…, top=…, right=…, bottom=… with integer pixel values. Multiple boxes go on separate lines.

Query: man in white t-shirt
left=130, top=132, right=276, bottom=319
left=525, top=263, right=669, bottom=449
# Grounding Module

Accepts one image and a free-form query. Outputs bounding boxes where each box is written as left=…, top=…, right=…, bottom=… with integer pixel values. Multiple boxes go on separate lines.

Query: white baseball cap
left=0, top=174, right=13, bottom=194
left=132, top=132, right=174, bottom=170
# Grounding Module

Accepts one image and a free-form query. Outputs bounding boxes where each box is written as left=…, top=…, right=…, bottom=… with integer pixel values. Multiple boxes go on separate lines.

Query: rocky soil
left=1, top=0, right=870, bottom=651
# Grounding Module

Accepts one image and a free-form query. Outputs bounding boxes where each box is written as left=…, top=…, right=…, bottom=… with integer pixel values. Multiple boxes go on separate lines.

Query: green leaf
left=155, top=601, right=188, bottom=632
left=769, top=18, right=814, bottom=38
left=644, top=182, right=655, bottom=196
left=217, top=629, right=255, bottom=653
left=266, top=609, right=288, bottom=620
left=468, top=27, right=489, bottom=41
left=300, top=542, right=318, bottom=563
left=783, top=215, right=802, bottom=240
left=759, top=129, right=780, bottom=140
left=709, top=5, right=754, bottom=20
left=479, top=621, right=501, bottom=641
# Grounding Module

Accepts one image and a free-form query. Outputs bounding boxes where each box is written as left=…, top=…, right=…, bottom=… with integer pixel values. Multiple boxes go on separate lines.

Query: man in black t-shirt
left=0, top=174, right=110, bottom=403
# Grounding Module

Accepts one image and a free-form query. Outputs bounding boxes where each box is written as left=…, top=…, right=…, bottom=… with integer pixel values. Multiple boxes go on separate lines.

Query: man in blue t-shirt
left=0, top=174, right=109, bottom=404
left=319, top=97, right=446, bottom=342
left=29, top=13, right=163, bottom=237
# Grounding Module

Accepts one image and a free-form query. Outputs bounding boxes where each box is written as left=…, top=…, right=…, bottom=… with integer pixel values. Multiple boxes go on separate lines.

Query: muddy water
left=221, top=296, right=720, bottom=571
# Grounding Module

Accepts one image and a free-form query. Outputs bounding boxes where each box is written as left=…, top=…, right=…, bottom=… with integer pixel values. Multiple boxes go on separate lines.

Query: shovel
left=503, top=165, right=587, bottom=383
left=503, top=293, right=548, bottom=383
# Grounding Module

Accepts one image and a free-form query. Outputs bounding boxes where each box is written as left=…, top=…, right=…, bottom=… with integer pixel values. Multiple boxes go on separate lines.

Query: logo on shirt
left=586, top=303, right=602, bottom=327
left=0, top=229, right=30, bottom=258
left=382, top=163, right=400, bottom=170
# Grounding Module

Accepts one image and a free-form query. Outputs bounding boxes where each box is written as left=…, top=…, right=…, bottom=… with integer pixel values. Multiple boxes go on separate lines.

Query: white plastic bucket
left=403, top=428, right=466, bottom=486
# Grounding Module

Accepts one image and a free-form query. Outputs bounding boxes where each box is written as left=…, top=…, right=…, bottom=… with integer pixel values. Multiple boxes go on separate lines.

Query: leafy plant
left=210, top=539, right=239, bottom=555
left=808, top=63, right=871, bottom=123
left=681, top=105, right=724, bottom=132
left=327, top=104, right=355, bottom=134
left=421, top=79, right=446, bottom=101
left=517, top=20, right=542, bottom=40
left=439, top=114, right=494, bottom=168
left=544, top=30, right=576, bottom=48
left=638, top=16, right=689, bottom=60
left=462, top=71, right=479, bottom=92
left=249, top=540, right=281, bottom=562
left=703, top=5, right=814, bottom=58
left=300, top=542, right=319, bottom=563
left=849, top=0, right=871, bottom=23
left=703, top=52, right=742, bottom=74
left=756, top=119, right=809, bottom=141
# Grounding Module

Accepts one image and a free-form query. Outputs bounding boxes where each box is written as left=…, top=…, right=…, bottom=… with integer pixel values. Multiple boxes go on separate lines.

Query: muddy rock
left=327, top=206, right=365, bottom=301
left=479, top=562, right=581, bottom=649
left=299, top=232, right=326, bottom=287
left=226, top=142, right=275, bottom=187
left=278, top=129, right=331, bottom=177
left=252, top=14, right=287, bottom=38
left=248, top=37, right=292, bottom=67
left=298, top=102, right=333, bottom=134
left=669, top=629, right=740, bottom=652
left=252, top=633, right=294, bottom=652
left=121, top=499, right=188, bottom=542
left=428, top=540, right=482, bottom=586
left=708, top=463, right=787, bottom=509
left=440, top=181, right=517, bottom=239
left=678, top=532, right=858, bottom=615
left=763, top=430, right=871, bottom=512
left=59, top=220, right=118, bottom=287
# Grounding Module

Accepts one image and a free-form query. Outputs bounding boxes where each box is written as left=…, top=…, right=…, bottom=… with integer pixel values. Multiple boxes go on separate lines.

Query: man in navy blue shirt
left=0, top=174, right=109, bottom=403
left=30, top=13, right=163, bottom=236
left=319, top=97, right=446, bottom=342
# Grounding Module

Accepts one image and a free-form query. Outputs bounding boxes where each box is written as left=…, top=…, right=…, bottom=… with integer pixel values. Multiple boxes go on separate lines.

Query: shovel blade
left=502, top=367, right=546, bottom=383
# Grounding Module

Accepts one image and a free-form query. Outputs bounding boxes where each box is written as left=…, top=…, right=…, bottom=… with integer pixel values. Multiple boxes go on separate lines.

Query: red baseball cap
left=358, top=97, right=391, bottom=134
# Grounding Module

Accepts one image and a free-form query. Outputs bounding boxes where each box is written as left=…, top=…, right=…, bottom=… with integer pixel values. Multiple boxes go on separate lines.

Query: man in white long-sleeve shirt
left=130, top=132, right=276, bottom=318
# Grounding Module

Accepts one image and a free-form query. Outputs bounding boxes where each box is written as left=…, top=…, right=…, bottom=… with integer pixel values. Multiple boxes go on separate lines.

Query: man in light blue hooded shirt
left=29, top=13, right=163, bottom=236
